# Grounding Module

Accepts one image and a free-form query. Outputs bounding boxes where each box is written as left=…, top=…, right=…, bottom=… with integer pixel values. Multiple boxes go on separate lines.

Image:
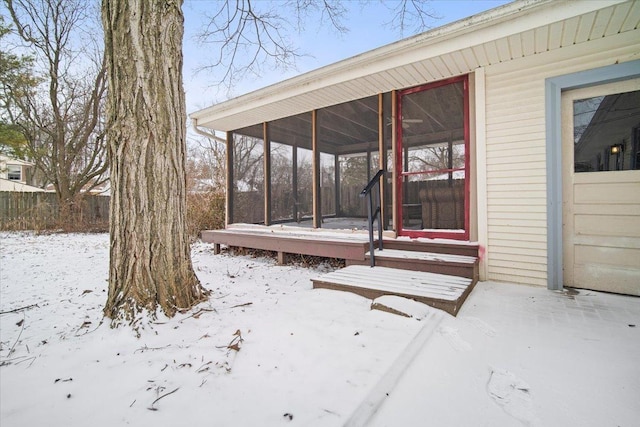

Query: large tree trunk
left=102, top=0, right=207, bottom=321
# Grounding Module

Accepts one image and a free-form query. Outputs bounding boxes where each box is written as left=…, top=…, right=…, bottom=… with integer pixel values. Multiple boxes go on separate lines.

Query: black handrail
left=359, top=169, right=384, bottom=267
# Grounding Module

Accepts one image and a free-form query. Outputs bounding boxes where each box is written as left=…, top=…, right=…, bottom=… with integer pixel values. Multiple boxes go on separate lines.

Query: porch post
left=263, top=122, right=271, bottom=225
left=378, top=93, right=385, bottom=228
left=334, top=154, right=340, bottom=216
left=391, top=90, right=398, bottom=233
left=226, top=131, right=234, bottom=226
left=312, top=109, right=321, bottom=228
left=292, top=145, right=298, bottom=221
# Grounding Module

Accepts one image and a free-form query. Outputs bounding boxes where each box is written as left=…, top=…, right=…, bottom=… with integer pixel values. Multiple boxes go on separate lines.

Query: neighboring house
left=43, top=180, right=110, bottom=196
left=0, top=155, right=45, bottom=192
left=191, top=0, right=640, bottom=296
left=1, top=155, right=110, bottom=195
left=1, top=155, right=33, bottom=185
left=0, top=179, right=46, bottom=192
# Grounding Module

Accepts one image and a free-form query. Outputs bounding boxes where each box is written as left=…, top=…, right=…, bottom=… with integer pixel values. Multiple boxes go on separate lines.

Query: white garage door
left=562, top=78, right=640, bottom=295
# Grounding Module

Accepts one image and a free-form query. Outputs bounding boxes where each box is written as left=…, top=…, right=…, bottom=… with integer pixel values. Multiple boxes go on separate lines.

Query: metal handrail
left=359, top=169, right=384, bottom=267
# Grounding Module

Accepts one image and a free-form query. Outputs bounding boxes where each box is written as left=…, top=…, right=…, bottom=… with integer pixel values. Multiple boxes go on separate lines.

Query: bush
left=2, top=190, right=224, bottom=237
left=186, top=190, right=225, bottom=240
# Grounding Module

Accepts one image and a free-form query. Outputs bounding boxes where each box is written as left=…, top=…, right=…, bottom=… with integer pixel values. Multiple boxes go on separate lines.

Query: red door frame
left=395, top=75, right=470, bottom=240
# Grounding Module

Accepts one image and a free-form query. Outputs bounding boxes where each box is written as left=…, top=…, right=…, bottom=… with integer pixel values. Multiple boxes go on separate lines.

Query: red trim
left=463, top=75, right=470, bottom=240
left=396, top=75, right=470, bottom=241
left=402, top=167, right=465, bottom=177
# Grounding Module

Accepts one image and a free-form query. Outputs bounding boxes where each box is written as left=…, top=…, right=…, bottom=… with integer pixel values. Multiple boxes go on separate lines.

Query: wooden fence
left=0, top=191, right=110, bottom=231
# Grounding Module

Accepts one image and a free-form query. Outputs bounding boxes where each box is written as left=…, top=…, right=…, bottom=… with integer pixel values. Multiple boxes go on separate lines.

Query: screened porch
left=224, top=77, right=469, bottom=240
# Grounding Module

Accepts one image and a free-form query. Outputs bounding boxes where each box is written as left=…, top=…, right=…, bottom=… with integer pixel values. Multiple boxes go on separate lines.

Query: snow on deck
left=224, top=223, right=372, bottom=242
left=369, top=248, right=477, bottom=264
left=314, top=265, right=472, bottom=301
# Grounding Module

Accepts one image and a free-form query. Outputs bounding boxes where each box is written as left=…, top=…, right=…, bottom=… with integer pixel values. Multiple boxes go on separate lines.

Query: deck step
left=312, top=265, right=475, bottom=316
left=368, top=249, right=477, bottom=265
left=381, top=239, right=479, bottom=257
left=349, top=248, right=478, bottom=280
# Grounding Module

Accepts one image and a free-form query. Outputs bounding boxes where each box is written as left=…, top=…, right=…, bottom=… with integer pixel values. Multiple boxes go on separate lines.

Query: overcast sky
left=182, top=0, right=510, bottom=120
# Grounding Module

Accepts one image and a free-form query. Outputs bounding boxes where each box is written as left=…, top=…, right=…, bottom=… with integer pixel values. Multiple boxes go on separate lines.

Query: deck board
left=368, top=249, right=477, bottom=265
left=313, top=265, right=475, bottom=315
left=202, top=228, right=370, bottom=261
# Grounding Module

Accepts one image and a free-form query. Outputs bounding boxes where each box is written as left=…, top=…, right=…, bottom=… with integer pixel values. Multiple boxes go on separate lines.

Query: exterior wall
left=0, top=156, right=33, bottom=186
left=482, top=29, right=640, bottom=286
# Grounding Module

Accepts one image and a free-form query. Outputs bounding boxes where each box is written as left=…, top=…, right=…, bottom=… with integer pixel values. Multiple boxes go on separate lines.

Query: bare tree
left=186, top=136, right=226, bottom=193
left=385, top=0, right=440, bottom=35
left=102, top=0, right=436, bottom=321
left=3, top=0, right=108, bottom=213
left=409, top=144, right=465, bottom=173
left=102, top=0, right=207, bottom=321
left=196, top=0, right=437, bottom=90
left=233, top=135, right=264, bottom=193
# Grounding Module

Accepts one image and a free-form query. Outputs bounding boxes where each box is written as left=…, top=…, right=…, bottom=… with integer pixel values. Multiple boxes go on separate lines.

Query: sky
left=181, top=0, right=511, bottom=129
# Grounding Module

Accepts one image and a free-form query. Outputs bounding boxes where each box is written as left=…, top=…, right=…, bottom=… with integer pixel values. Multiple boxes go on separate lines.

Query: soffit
left=190, top=0, right=639, bottom=132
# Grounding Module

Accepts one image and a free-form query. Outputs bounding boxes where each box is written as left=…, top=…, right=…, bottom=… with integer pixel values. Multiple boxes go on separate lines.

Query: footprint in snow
left=437, top=326, right=471, bottom=352
left=487, top=368, right=537, bottom=426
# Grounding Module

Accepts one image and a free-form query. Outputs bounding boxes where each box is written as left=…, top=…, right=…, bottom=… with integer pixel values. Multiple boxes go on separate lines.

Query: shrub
left=186, top=190, right=225, bottom=240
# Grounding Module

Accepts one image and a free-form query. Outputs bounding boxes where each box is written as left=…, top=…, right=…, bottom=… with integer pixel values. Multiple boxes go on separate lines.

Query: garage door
left=562, top=78, right=640, bottom=295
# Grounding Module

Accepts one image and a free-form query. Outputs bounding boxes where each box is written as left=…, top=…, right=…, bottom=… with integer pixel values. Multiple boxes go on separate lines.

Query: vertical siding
left=483, top=30, right=640, bottom=286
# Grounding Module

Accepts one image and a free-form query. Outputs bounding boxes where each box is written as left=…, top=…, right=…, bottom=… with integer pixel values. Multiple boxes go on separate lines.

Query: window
left=231, top=125, right=264, bottom=224
left=7, top=165, right=21, bottom=181
left=573, top=89, right=640, bottom=172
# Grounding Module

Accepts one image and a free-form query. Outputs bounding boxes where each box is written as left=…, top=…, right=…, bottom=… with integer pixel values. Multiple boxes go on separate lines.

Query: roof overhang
left=0, top=178, right=45, bottom=192
left=190, top=0, right=638, bottom=132
left=0, top=155, right=34, bottom=167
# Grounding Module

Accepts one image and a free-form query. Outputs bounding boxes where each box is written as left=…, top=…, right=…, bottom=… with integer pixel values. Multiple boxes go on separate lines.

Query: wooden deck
left=202, top=225, right=479, bottom=316
left=201, top=227, right=370, bottom=264
left=312, top=265, right=475, bottom=316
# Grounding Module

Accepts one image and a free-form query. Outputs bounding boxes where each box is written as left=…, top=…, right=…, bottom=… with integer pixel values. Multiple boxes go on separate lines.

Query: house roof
left=0, top=178, right=46, bottom=192
left=0, top=155, right=34, bottom=167
left=190, top=0, right=639, bottom=133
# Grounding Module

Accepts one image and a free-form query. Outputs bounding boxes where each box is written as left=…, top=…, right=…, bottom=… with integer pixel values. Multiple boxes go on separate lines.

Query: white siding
left=483, top=29, right=640, bottom=286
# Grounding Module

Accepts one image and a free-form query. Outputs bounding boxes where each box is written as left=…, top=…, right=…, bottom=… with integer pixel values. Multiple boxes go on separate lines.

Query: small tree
left=0, top=16, right=36, bottom=159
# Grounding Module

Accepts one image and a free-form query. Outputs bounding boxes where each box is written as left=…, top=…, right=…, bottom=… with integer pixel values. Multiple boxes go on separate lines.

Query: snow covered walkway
left=368, top=282, right=640, bottom=426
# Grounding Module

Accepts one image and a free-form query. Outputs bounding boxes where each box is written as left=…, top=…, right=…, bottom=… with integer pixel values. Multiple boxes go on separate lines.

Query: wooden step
left=380, top=238, right=479, bottom=257
left=312, top=265, right=476, bottom=316
left=348, top=249, right=478, bottom=280
left=370, top=249, right=476, bottom=265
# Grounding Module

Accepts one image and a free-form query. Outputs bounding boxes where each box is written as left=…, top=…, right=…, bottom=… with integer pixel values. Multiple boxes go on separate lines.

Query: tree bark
left=102, top=0, right=207, bottom=321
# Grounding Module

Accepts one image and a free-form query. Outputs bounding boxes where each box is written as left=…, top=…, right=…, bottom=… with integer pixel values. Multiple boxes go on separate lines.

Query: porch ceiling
left=190, top=0, right=639, bottom=133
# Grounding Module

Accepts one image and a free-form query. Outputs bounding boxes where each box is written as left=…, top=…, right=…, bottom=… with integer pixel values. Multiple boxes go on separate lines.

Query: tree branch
left=0, top=303, right=39, bottom=315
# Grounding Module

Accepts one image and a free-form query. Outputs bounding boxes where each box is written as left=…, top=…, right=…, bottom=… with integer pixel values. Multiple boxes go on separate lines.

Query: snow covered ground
left=1, top=232, right=639, bottom=426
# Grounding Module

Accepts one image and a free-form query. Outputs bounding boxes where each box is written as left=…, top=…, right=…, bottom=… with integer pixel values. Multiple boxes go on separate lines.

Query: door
left=396, top=76, right=470, bottom=240
left=562, top=78, right=640, bottom=295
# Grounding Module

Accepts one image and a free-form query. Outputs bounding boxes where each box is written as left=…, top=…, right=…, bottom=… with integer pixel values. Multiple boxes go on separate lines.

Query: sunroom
left=203, top=76, right=470, bottom=241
